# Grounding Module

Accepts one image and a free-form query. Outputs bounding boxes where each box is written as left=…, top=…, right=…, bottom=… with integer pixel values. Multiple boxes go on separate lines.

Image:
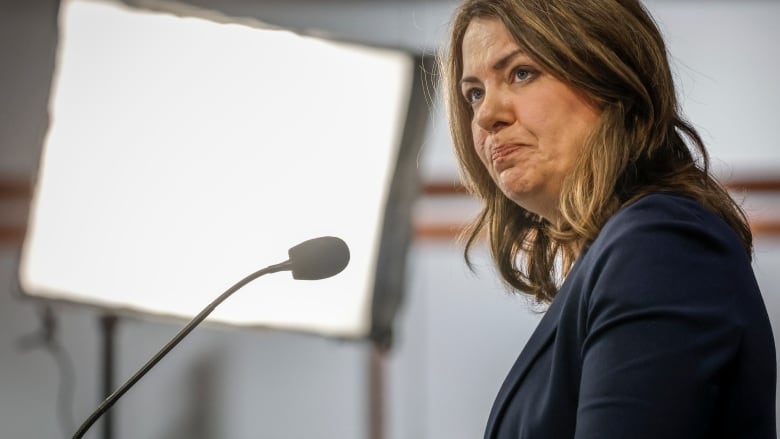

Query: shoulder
left=576, top=192, right=756, bottom=313
left=591, top=192, right=745, bottom=260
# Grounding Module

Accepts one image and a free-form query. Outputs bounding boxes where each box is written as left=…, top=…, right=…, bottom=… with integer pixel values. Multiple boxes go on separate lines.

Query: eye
left=463, top=87, right=484, bottom=105
left=512, top=67, right=536, bottom=83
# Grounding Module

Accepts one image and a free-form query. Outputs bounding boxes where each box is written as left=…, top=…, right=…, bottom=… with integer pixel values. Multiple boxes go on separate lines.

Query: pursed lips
left=491, top=144, right=522, bottom=162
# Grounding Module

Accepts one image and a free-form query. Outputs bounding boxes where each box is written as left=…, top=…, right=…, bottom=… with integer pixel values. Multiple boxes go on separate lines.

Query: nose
left=474, top=89, right=514, bottom=132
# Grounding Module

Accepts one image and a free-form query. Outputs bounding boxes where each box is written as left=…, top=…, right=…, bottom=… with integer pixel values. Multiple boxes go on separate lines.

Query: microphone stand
left=99, top=314, right=118, bottom=439
left=72, top=260, right=292, bottom=439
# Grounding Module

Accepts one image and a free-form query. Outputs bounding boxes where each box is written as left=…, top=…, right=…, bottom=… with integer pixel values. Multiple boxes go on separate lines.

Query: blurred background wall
left=1, top=1, right=778, bottom=438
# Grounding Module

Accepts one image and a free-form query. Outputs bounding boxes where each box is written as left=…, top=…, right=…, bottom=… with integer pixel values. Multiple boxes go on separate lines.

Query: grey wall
left=1, top=1, right=779, bottom=438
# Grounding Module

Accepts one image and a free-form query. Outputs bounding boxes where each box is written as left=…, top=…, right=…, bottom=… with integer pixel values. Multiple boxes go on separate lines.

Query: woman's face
left=460, top=17, right=601, bottom=222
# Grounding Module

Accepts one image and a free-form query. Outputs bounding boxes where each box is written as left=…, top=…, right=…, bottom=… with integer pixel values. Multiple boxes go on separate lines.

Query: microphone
left=289, top=236, right=350, bottom=280
left=72, top=236, right=350, bottom=439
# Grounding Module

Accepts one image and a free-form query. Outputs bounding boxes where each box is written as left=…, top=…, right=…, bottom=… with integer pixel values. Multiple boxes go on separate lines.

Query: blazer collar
left=485, top=243, right=592, bottom=439
left=483, top=290, right=566, bottom=438
left=483, top=251, right=588, bottom=439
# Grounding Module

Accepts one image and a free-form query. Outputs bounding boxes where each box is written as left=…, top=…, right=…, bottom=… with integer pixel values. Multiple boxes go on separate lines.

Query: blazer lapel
left=483, top=296, right=563, bottom=438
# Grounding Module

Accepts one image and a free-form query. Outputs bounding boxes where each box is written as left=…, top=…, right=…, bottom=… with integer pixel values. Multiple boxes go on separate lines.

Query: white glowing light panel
left=19, top=0, right=413, bottom=338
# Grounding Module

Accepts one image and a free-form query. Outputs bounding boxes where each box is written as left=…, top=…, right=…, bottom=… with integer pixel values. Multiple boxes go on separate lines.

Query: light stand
left=99, top=314, right=117, bottom=439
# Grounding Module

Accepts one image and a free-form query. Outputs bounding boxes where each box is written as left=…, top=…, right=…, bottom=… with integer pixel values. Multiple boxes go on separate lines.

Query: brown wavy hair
left=441, top=0, right=752, bottom=303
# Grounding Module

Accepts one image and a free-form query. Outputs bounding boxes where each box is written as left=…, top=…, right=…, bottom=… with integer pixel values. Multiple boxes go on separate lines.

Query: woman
left=441, top=0, right=776, bottom=437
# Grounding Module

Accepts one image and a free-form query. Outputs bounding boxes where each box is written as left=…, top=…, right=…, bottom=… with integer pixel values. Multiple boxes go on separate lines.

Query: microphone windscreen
left=287, top=236, right=350, bottom=280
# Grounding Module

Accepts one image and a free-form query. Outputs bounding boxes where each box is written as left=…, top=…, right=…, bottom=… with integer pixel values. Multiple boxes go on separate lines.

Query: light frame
left=19, top=0, right=428, bottom=344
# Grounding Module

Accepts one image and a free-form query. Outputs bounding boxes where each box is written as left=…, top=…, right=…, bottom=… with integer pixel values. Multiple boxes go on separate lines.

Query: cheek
left=471, top=125, right=489, bottom=165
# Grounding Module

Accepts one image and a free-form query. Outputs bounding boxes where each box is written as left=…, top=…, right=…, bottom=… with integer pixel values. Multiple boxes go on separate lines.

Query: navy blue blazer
left=485, top=193, right=776, bottom=438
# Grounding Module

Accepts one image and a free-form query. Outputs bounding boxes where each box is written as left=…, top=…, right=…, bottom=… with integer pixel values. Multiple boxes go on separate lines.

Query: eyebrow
left=460, top=48, right=526, bottom=86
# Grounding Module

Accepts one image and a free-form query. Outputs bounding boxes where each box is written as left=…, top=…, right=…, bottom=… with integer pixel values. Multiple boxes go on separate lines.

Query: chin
left=502, top=190, right=550, bottom=218
left=498, top=183, right=529, bottom=203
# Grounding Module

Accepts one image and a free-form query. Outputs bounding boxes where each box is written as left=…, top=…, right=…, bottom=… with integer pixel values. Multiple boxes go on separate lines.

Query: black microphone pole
left=72, top=260, right=292, bottom=439
left=71, top=235, right=349, bottom=439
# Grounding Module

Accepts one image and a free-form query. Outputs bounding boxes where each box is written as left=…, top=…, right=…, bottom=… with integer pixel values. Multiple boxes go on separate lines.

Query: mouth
left=491, top=144, right=522, bottom=162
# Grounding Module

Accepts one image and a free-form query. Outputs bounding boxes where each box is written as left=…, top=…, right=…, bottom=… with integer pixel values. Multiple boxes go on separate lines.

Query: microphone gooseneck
left=72, top=236, right=349, bottom=439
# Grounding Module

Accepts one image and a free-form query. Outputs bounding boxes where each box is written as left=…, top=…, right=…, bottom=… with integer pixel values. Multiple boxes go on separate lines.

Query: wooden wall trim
left=725, top=179, right=780, bottom=192
left=423, top=179, right=780, bottom=196
left=0, top=178, right=32, bottom=199
left=0, top=178, right=32, bottom=247
left=1, top=177, right=779, bottom=248
left=417, top=178, right=780, bottom=240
